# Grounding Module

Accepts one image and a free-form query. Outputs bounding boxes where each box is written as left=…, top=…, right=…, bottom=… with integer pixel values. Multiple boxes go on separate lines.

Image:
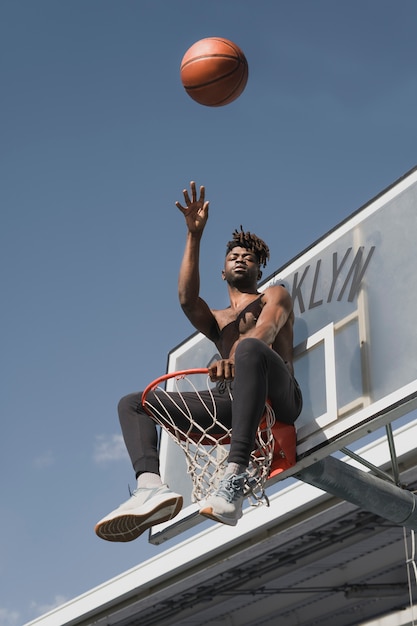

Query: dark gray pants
left=118, top=338, right=302, bottom=477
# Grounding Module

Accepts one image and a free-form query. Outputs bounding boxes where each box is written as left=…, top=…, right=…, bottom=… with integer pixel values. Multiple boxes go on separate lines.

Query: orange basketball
left=180, top=37, right=248, bottom=107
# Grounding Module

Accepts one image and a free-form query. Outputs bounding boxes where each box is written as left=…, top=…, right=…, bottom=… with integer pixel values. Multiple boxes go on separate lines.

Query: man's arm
left=176, top=182, right=219, bottom=341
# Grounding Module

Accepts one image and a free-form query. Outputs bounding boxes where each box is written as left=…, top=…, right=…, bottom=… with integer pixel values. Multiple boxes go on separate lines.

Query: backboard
left=150, top=166, right=417, bottom=544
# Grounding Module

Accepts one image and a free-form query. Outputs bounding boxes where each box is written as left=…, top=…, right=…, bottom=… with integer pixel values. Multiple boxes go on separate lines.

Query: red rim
left=141, top=368, right=209, bottom=411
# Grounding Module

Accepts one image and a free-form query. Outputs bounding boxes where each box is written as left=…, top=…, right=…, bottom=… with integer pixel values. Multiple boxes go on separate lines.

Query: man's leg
left=229, top=338, right=302, bottom=467
left=118, top=392, right=161, bottom=478
left=94, top=392, right=183, bottom=542
left=200, top=338, right=302, bottom=526
left=95, top=388, right=233, bottom=541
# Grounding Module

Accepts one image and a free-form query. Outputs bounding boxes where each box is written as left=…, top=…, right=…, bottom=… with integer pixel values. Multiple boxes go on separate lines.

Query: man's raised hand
left=175, top=181, right=209, bottom=234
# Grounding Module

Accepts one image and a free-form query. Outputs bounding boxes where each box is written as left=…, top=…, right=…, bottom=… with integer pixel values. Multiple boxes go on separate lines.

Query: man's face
left=222, top=246, right=260, bottom=286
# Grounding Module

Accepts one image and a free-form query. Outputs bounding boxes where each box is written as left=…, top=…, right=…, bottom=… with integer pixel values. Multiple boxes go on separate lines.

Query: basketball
left=180, top=37, right=248, bottom=107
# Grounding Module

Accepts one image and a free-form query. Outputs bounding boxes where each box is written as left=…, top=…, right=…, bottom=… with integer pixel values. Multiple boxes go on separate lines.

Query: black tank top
left=217, top=295, right=263, bottom=356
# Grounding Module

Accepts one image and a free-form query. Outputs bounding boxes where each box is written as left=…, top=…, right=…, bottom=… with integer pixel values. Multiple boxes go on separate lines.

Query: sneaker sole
left=95, top=496, right=183, bottom=542
left=199, top=505, right=240, bottom=527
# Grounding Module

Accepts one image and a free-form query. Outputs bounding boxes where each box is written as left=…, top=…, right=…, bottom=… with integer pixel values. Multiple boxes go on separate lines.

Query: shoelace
left=215, top=472, right=271, bottom=507
left=215, top=473, right=247, bottom=502
left=245, top=475, right=270, bottom=507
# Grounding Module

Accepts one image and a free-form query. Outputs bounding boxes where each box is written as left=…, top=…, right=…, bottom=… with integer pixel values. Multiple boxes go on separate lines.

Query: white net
left=142, top=369, right=275, bottom=504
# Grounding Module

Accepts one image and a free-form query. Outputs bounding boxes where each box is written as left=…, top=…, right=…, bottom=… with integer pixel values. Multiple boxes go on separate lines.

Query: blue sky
left=1, top=1, right=417, bottom=623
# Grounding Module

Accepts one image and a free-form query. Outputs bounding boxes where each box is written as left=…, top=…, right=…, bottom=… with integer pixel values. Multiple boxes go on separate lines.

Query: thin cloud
left=33, top=450, right=55, bottom=469
left=30, top=595, right=68, bottom=617
left=93, top=434, right=128, bottom=464
left=0, top=608, right=20, bottom=626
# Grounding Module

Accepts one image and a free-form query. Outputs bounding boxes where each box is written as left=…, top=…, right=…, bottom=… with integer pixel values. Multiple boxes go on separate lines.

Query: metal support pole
left=297, top=455, right=417, bottom=529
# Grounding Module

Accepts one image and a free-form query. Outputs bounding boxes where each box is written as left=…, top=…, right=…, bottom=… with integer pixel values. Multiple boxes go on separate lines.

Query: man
left=95, top=182, right=302, bottom=542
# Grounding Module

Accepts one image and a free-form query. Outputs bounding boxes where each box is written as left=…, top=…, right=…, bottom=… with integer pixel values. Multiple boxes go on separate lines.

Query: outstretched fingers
left=198, top=183, right=205, bottom=205
left=175, top=181, right=206, bottom=213
left=175, top=199, right=186, bottom=213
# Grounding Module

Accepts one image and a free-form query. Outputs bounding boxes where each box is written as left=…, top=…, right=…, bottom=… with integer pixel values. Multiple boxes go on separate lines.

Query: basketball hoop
left=142, top=369, right=296, bottom=504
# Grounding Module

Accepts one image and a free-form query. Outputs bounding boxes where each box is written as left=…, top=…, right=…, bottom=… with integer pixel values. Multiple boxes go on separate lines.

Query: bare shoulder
left=262, top=284, right=292, bottom=308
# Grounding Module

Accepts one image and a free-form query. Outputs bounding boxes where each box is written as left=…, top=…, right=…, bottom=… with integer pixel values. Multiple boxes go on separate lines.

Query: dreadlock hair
left=225, top=225, right=270, bottom=268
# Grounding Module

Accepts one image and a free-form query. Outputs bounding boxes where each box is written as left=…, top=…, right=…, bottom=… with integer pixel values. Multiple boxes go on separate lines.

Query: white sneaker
left=95, top=485, right=183, bottom=542
left=199, top=473, right=247, bottom=526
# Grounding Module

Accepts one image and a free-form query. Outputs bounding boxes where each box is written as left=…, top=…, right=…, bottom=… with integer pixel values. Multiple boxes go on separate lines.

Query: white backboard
left=150, top=166, right=417, bottom=544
